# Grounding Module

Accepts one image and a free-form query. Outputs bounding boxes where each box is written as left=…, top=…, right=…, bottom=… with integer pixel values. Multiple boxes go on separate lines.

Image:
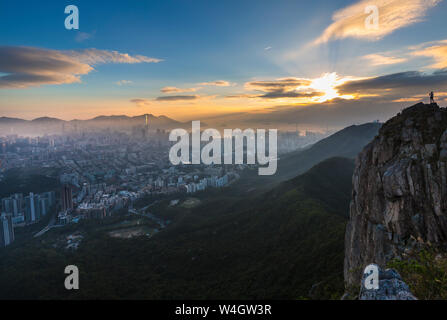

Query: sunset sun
left=309, top=72, right=355, bottom=103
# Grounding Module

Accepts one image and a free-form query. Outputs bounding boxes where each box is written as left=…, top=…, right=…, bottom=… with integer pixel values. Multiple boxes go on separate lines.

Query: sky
left=1, top=0, right=447, bottom=130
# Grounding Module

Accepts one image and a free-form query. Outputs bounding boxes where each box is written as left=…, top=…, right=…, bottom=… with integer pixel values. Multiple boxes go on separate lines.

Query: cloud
left=130, top=98, right=151, bottom=107
left=239, top=71, right=447, bottom=105
left=225, top=94, right=260, bottom=99
left=0, top=46, right=162, bottom=88
left=412, top=40, right=447, bottom=68
left=243, top=77, right=324, bottom=100
left=160, top=86, right=198, bottom=93
left=66, top=48, right=163, bottom=64
left=259, top=91, right=324, bottom=99
left=75, top=31, right=95, bottom=42
left=245, top=78, right=312, bottom=92
left=198, top=80, right=234, bottom=87
left=363, top=53, right=407, bottom=66
left=0, top=46, right=92, bottom=88
left=337, top=70, right=447, bottom=97
left=155, top=95, right=200, bottom=101
left=116, top=80, right=133, bottom=86
left=314, top=0, right=441, bottom=44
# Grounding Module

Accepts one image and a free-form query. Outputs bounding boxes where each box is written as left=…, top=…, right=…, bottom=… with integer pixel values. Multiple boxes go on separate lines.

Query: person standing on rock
left=430, top=91, right=435, bottom=104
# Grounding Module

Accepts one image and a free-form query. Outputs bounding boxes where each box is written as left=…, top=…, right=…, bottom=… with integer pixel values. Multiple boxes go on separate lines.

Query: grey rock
left=359, top=266, right=417, bottom=300
left=345, top=103, right=447, bottom=289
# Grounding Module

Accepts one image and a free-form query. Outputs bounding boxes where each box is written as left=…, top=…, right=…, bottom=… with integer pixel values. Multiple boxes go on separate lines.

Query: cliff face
left=345, top=103, right=447, bottom=289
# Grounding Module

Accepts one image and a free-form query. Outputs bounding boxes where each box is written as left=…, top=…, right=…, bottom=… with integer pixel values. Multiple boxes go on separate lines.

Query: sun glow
left=309, top=72, right=355, bottom=103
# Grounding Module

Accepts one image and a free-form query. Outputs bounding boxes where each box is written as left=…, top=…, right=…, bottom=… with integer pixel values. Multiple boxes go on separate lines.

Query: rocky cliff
left=344, top=102, right=447, bottom=290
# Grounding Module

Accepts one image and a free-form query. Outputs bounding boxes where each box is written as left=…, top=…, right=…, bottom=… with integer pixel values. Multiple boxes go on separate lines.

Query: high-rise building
left=61, top=185, right=73, bottom=212
left=1, top=197, right=13, bottom=214
left=40, top=197, right=49, bottom=216
left=42, top=191, right=56, bottom=207
left=25, top=192, right=41, bottom=223
left=12, top=193, right=24, bottom=217
left=0, top=213, right=14, bottom=247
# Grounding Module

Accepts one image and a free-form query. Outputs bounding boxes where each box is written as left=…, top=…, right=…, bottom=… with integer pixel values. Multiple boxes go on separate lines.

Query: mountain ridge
left=345, top=102, right=447, bottom=295
left=0, top=113, right=179, bottom=124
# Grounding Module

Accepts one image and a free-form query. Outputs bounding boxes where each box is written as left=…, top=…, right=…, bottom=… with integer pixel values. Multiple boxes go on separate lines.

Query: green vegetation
left=388, top=249, right=447, bottom=300
left=0, top=157, right=354, bottom=300
left=0, top=167, right=60, bottom=198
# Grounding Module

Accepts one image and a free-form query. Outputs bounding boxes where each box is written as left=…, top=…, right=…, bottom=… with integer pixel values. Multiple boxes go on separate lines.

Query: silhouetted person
left=430, top=91, right=435, bottom=104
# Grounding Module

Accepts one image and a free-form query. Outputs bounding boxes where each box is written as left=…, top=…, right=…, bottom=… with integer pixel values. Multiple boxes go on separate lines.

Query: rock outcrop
left=344, top=103, right=447, bottom=290
left=359, top=265, right=417, bottom=300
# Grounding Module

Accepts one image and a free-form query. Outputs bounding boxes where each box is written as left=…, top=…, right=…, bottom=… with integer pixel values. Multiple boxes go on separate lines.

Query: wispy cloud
left=362, top=53, right=407, bottom=66
left=198, top=80, right=234, bottom=87
left=67, top=48, right=163, bottom=64
left=245, top=78, right=311, bottom=92
left=243, top=78, right=321, bottom=100
left=160, top=86, right=198, bottom=93
left=155, top=95, right=200, bottom=101
left=75, top=31, right=95, bottom=43
left=116, top=80, right=133, bottom=86
left=314, top=0, right=441, bottom=44
left=130, top=98, right=151, bottom=107
left=0, top=46, right=162, bottom=88
left=412, top=40, right=447, bottom=68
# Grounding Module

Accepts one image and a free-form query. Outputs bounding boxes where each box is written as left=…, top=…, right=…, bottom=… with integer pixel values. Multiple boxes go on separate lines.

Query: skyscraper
left=0, top=213, right=14, bottom=247
left=62, top=185, right=73, bottom=212
left=25, top=192, right=41, bottom=222
left=1, top=197, right=12, bottom=214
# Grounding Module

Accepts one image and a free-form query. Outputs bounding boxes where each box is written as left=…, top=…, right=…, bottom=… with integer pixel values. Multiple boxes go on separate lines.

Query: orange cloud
left=314, top=0, right=440, bottom=44
left=198, top=80, right=234, bottom=87
left=363, top=53, right=407, bottom=66
left=130, top=98, right=151, bottom=107
left=160, top=86, right=199, bottom=93
left=412, top=40, right=447, bottom=68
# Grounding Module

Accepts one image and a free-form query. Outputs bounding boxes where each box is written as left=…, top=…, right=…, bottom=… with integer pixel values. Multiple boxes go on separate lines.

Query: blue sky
left=1, top=0, right=447, bottom=129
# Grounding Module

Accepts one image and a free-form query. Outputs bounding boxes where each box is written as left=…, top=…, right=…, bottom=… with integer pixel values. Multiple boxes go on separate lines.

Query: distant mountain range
left=234, top=122, right=382, bottom=193
left=0, top=114, right=180, bottom=125
left=0, top=114, right=182, bottom=135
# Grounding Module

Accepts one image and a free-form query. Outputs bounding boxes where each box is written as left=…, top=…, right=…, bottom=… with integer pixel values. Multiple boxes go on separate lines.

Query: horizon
left=0, top=99, right=438, bottom=123
left=0, top=113, right=176, bottom=122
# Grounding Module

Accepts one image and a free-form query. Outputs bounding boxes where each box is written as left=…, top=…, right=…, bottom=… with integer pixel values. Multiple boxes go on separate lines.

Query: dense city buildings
left=1, top=191, right=56, bottom=226
left=0, top=124, right=327, bottom=232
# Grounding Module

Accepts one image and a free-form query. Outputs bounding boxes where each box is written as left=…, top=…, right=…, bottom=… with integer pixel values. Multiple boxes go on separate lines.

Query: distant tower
left=144, top=114, right=150, bottom=138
